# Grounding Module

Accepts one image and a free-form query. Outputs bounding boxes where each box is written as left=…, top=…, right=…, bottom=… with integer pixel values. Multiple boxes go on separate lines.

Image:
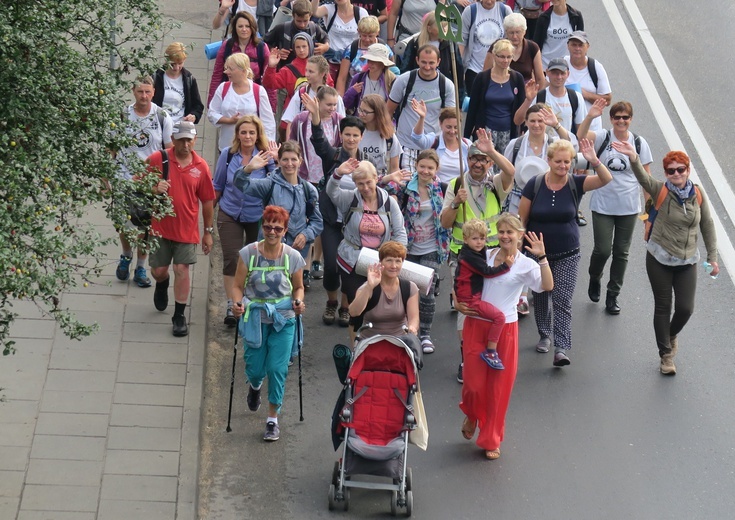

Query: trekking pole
left=295, top=299, right=304, bottom=422
left=225, top=319, right=239, bottom=433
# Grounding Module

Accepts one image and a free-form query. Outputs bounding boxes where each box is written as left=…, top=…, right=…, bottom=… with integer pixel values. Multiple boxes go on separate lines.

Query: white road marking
left=603, top=0, right=735, bottom=285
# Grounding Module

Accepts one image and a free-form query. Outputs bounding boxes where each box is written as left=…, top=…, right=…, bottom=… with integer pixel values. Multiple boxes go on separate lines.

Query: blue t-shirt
left=482, top=78, right=515, bottom=132
left=522, top=174, right=586, bottom=256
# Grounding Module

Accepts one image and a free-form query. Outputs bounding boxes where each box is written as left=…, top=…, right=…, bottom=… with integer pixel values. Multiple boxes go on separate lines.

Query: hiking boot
left=670, top=336, right=678, bottom=357
left=605, top=291, right=621, bottom=315
left=660, top=351, right=676, bottom=375
left=457, top=363, right=464, bottom=384
left=172, top=314, right=188, bottom=337
left=553, top=351, right=571, bottom=367
left=322, top=301, right=338, bottom=325
left=247, top=385, right=261, bottom=411
left=154, top=278, right=169, bottom=311
left=264, top=420, right=280, bottom=442
left=588, top=278, right=601, bottom=302
left=536, top=337, right=551, bottom=353
left=133, top=266, right=152, bottom=288
left=302, top=270, right=311, bottom=289
left=224, top=306, right=237, bottom=327
left=337, top=307, right=350, bottom=327
left=116, top=255, right=132, bottom=281
left=311, top=261, right=324, bottom=279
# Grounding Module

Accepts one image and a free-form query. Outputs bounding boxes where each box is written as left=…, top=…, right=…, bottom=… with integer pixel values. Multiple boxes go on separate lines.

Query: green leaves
left=0, top=0, right=176, bottom=354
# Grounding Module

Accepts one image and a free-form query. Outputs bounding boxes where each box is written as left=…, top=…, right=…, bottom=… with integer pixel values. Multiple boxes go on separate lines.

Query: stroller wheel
left=405, top=467, right=413, bottom=491
left=331, top=461, right=340, bottom=486
left=328, top=484, right=336, bottom=511
left=343, top=488, right=350, bottom=511
left=390, top=490, right=398, bottom=516
left=405, top=490, right=413, bottom=517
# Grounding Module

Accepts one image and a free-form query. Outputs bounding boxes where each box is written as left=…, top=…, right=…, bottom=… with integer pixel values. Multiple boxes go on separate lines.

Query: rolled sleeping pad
left=205, top=40, right=223, bottom=60
left=332, top=344, right=352, bottom=385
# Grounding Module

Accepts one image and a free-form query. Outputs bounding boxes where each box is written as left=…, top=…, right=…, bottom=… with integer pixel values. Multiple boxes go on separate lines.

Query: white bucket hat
left=362, top=43, right=395, bottom=67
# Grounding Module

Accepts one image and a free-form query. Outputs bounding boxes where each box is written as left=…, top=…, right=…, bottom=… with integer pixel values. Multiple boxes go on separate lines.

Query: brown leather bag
left=521, top=7, right=541, bottom=19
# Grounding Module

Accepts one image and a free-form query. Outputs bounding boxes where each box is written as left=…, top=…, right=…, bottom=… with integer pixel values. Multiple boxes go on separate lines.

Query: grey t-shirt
left=239, top=243, right=306, bottom=323
left=408, top=198, right=436, bottom=256
left=389, top=72, right=456, bottom=151
left=359, top=129, right=402, bottom=177
left=363, top=281, right=419, bottom=337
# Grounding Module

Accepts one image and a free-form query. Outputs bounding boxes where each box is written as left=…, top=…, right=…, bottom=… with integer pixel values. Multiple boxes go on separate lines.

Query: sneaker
left=480, top=350, right=505, bottom=370
left=172, top=314, right=188, bottom=337
left=247, top=385, right=261, bottom=412
left=302, top=270, right=311, bottom=289
left=116, top=255, right=132, bottom=281
left=322, top=301, right=338, bottom=325
left=421, top=337, right=435, bottom=354
left=224, top=306, right=237, bottom=327
left=449, top=294, right=455, bottom=311
left=154, top=279, right=169, bottom=311
left=516, top=299, right=530, bottom=315
left=264, top=420, right=280, bottom=442
left=456, top=363, right=464, bottom=384
left=536, top=337, right=551, bottom=353
left=576, top=211, right=588, bottom=226
left=133, top=266, right=152, bottom=288
left=311, top=261, right=324, bottom=279
left=553, top=351, right=571, bottom=367
left=433, top=277, right=441, bottom=296
left=337, top=307, right=350, bottom=327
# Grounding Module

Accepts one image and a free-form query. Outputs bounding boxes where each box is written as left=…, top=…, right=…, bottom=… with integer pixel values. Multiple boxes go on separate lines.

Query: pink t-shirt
left=359, top=210, right=386, bottom=249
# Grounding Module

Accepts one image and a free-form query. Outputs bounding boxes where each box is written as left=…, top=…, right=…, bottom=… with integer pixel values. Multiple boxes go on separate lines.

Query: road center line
left=603, top=0, right=735, bottom=285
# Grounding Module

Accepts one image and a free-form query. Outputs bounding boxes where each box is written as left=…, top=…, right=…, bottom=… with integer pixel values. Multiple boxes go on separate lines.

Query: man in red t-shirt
left=147, top=121, right=216, bottom=336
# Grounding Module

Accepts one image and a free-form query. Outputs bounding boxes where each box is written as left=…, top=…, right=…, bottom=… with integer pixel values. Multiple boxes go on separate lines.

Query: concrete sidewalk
left=0, top=5, right=218, bottom=519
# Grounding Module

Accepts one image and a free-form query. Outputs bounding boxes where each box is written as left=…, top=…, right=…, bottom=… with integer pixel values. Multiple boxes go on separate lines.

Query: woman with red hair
left=611, top=141, right=718, bottom=375
left=231, top=205, right=306, bottom=442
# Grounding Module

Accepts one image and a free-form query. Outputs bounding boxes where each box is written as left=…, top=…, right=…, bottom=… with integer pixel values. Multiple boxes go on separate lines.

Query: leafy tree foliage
left=0, top=1, right=176, bottom=354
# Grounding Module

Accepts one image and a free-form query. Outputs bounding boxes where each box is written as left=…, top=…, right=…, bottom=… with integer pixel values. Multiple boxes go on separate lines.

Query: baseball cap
left=468, top=141, right=490, bottom=158
left=568, top=30, right=589, bottom=44
left=547, top=58, right=569, bottom=72
left=172, top=120, right=197, bottom=140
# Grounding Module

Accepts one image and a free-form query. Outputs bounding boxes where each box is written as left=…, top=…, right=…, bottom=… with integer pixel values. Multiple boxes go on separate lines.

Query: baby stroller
left=329, top=324, right=422, bottom=516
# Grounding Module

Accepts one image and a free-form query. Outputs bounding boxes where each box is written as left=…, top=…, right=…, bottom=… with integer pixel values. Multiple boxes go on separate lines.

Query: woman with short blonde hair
left=152, top=42, right=204, bottom=124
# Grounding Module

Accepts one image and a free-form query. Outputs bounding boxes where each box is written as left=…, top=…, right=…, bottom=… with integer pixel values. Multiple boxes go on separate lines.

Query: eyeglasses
left=612, top=115, right=631, bottom=121
left=262, top=225, right=285, bottom=233
left=357, top=107, right=374, bottom=115
left=469, top=156, right=490, bottom=164
left=665, top=166, right=687, bottom=176
left=494, top=54, right=513, bottom=60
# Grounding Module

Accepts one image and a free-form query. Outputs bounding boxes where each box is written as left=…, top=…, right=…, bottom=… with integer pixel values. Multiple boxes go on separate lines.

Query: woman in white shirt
left=208, top=53, right=276, bottom=150
left=454, top=213, right=553, bottom=460
left=311, top=0, right=369, bottom=82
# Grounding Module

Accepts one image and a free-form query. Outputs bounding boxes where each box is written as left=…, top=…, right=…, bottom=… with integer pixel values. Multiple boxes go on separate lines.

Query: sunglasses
left=262, top=225, right=285, bottom=233
left=612, top=115, right=631, bottom=121
left=665, top=166, right=687, bottom=176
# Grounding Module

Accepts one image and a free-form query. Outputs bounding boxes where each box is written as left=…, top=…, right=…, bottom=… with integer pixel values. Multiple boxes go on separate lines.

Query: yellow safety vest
left=448, top=177, right=502, bottom=254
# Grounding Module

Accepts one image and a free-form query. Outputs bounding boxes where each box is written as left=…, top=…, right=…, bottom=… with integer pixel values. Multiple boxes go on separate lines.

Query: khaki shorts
left=149, top=239, right=198, bottom=267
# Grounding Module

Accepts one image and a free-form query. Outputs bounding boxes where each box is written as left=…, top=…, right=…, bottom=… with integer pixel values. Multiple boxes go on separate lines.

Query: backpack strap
left=286, top=64, right=301, bottom=80
left=225, top=150, right=235, bottom=172
left=160, top=149, right=169, bottom=180
left=431, top=136, right=440, bottom=150
left=223, top=81, right=231, bottom=99
left=438, top=74, right=447, bottom=108
left=224, top=38, right=235, bottom=63
left=470, top=3, right=478, bottom=28
left=155, top=108, right=166, bottom=149
left=325, top=6, right=339, bottom=33
left=511, top=138, right=523, bottom=164
left=595, top=129, right=610, bottom=159
left=532, top=172, right=578, bottom=211
left=587, top=57, right=598, bottom=90
left=567, top=88, right=579, bottom=134
left=253, top=82, right=261, bottom=117
left=350, top=40, right=359, bottom=63
left=395, top=69, right=418, bottom=123
left=256, top=41, right=266, bottom=78
left=633, top=133, right=641, bottom=155
left=536, top=88, right=546, bottom=105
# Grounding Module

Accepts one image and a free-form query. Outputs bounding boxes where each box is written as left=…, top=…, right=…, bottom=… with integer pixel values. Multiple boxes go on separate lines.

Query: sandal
left=485, top=449, right=501, bottom=460
left=461, top=416, right=476, bottom=440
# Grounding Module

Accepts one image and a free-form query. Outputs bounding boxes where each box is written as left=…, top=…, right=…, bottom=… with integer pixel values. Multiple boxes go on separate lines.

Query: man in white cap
left=563, top=30, right=612, bottom=132
left=146, top=121, right=216, bottom=337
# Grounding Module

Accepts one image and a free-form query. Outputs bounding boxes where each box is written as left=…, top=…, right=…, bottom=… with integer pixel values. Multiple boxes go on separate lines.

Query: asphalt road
left=198, top=1, right=735, bottom=518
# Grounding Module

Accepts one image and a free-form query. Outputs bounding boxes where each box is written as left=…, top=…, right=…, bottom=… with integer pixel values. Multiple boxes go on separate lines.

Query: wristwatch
left=450, top=202, right=460, bottom=210
left=204, top=227, right=214, bottom=234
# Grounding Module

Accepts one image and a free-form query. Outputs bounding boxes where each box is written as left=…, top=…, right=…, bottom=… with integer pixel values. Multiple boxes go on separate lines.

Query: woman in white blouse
left=208, top=53, right=276, bottom=150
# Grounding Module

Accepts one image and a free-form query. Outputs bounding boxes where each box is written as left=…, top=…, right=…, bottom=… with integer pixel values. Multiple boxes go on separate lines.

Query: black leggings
left=645, top=253, right=697, bottom=356
left=321, top=221, right=344, bottom=294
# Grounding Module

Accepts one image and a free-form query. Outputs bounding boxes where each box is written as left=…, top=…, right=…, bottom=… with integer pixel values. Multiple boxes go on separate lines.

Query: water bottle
left=702, top=261, right=718, bottom=280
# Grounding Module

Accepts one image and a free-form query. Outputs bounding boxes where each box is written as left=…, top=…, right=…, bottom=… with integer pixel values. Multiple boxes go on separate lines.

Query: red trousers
left=459, top=318, right=519, bottom=451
